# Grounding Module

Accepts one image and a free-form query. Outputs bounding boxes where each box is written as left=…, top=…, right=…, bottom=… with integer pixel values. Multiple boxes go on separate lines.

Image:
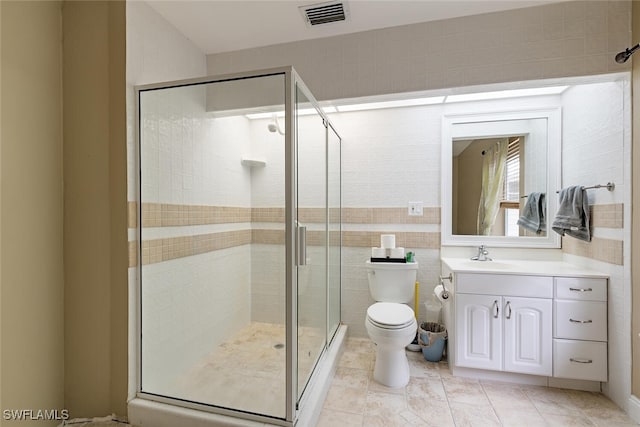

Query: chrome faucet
left=471, top=244, right=492, bottom=261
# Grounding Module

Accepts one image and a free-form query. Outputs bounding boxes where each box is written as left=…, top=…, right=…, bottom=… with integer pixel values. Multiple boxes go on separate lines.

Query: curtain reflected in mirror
left=477, top=140, right=507, bottom=235
left=452, top=134, right=546, bottom=237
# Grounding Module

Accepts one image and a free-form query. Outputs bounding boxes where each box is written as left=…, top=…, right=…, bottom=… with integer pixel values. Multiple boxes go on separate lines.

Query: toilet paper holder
left=438, top=273, right=452, bottom=298
left=439, top=273, right=452, bottom=283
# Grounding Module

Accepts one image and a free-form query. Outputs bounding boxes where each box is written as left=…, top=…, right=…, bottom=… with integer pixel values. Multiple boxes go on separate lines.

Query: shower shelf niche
left=241, top=158, right=266, bottom=168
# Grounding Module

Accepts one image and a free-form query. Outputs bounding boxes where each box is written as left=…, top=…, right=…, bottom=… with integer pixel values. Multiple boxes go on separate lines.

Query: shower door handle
left=297, top=225, right=307, bottom=266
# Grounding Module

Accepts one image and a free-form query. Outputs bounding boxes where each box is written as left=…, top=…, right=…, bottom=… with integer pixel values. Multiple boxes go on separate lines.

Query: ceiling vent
left=300, top=1, right=349, bottom=27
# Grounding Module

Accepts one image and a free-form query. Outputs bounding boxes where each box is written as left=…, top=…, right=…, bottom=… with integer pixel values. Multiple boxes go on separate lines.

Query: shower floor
left=174, top=321, right=325, bottom=419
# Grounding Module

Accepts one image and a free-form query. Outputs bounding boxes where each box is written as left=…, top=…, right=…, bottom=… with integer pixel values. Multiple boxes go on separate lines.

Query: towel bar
left=555, top=182, right=615, bottom=193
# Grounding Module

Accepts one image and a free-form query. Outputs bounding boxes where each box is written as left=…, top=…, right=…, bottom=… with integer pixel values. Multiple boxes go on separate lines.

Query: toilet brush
left=406, top=281, right=421, bottom=351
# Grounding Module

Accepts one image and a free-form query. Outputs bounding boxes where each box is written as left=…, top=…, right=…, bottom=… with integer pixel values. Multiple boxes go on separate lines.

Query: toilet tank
left=366, top=261, right=418, bottom=303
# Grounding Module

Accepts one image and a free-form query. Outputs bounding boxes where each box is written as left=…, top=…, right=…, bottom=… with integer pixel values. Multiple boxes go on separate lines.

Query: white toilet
left=365, top=260, right=418, bottom=388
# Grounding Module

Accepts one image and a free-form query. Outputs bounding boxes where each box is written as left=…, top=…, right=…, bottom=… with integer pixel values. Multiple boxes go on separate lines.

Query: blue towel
left=517, top=192, right=546, bottom=234
left=552, top=186, right=591, bottom=242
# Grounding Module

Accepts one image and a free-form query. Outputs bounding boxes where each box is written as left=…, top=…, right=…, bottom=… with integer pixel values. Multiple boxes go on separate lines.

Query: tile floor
left=318, top=337, right=638, bottom=427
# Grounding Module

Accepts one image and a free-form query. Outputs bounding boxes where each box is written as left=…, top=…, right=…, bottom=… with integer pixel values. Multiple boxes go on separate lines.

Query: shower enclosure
left=132, top=67, right=343, bottom=426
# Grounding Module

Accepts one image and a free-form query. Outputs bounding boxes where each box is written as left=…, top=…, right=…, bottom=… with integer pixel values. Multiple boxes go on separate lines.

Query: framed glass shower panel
left=138, top=73, right=288, bottom=420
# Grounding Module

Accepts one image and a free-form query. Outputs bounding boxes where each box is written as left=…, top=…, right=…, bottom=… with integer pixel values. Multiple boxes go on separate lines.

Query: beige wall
left=63, top=0, right=127, bottom=418
left=1, top=1, right=64, bottom=425
left=0, top=0, right=127, bottom=422
left=208, top=1, right=631, bottom=101
left=632, top=0, right=640, bottom=398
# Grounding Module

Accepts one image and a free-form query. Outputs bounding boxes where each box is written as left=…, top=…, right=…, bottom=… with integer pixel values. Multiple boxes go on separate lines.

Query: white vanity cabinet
left=442, top=257, right=610, bottom=388
left=455, top=274, right=553, bottom=376
left=553, top=277, right=608, bottom=382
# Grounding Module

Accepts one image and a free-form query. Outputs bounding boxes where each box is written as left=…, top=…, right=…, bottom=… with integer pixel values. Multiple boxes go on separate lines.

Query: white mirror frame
left=441, top=108, right=561, bottom=248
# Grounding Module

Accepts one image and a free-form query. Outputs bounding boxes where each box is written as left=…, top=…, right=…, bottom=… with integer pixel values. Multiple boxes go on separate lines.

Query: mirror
left=442, top=109, right=561, bottom=248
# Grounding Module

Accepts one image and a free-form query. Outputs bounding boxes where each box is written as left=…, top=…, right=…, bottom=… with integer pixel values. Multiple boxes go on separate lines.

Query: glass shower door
left=295, top=85, right=327, bottom=398
left=138, top=73, right=288, bottom=420
left=327, top=124, right=341, bottom=341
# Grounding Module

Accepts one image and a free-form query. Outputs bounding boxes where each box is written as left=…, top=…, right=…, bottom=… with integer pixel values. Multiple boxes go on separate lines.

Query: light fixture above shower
left=245, top=85, right=569, bottom=120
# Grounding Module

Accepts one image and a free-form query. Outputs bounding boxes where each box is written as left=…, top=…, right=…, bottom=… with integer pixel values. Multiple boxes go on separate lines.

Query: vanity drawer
left=555, top=277, right=607, bottom=301
left=456, top=274, right=553, bottom=298
left=553, top=339, right=607, bottom=382
left=554, top=300, right=607, bottom=341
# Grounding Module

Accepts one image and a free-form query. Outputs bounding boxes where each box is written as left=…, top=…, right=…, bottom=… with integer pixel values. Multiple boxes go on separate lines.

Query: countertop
left=441, top=257, right=608, bottom=278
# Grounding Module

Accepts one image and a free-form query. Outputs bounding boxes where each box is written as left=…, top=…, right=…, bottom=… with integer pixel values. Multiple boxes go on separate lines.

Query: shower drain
left=273, top=343, right=285, bottom=349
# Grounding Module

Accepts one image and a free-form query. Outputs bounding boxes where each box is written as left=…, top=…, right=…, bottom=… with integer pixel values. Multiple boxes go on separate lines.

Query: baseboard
left=627, top=394, right=640, bottom=424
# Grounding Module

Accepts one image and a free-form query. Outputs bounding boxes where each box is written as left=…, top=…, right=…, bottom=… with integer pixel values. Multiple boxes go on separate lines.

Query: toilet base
left=372, top=346, right=411, bottom=388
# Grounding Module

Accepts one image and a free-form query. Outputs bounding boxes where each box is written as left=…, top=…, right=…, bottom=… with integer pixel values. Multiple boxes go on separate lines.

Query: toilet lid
left=367, top=302, right=415, bottom=327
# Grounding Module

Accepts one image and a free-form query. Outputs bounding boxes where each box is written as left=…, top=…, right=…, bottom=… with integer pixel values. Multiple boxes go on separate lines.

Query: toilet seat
left=367, top=302, right=415, bottom=330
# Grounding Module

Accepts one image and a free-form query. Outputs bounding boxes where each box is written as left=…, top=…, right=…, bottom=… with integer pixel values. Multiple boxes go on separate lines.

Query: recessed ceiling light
left=336, top=96, right=445, bottom=112
left=246, top=111, right=285, bottom=120
left=445, top=86, right=568, bottom=103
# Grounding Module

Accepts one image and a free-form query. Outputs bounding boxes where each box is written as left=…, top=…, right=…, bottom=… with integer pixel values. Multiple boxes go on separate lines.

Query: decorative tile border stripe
left=129, top=202, right=619, bottom=266
left=140, top=230, right=251, bottom=265
left=591, top=203, right=623, bottom=229
left=128, top=201, right=137, bottom=228
left=251, top=229, right=285, bottom=245
left=562, top=236, right=623, bottom=266
left=128, top=202, right=442, bottom=266
left=343, top=207, right=440, bottom=224
left=128, top=203, right=442, bottom=229
left=343, top=231, right=440, bottom=249
left=129, top=240, right=138, bottom=268
left=131, top=203, right=620, bottom=230
left=136, top=203, right=251, bottom=228
left=252, top=207, right=285, bottom=223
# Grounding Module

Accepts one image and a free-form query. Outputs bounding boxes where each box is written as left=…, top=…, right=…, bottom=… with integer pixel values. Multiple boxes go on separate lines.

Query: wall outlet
left=408, top=201, right=423, bottom=216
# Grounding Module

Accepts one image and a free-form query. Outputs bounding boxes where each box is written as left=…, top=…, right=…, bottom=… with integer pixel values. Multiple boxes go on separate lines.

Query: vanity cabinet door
left=503, top=297, right=552, bottom=376
left=455, top=293, right=502, bottom=371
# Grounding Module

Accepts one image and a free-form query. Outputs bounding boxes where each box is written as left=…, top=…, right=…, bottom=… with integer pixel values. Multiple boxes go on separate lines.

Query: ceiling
left=146, top=0, right=563, bottom=55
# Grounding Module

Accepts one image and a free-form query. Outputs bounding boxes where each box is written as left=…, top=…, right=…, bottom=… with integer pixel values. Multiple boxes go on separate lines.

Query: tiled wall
left=329, top=94, right=568, bottom=337
left=560, top=78, right=631, bottom=409
left=561, top=204, right=625, bottom=265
